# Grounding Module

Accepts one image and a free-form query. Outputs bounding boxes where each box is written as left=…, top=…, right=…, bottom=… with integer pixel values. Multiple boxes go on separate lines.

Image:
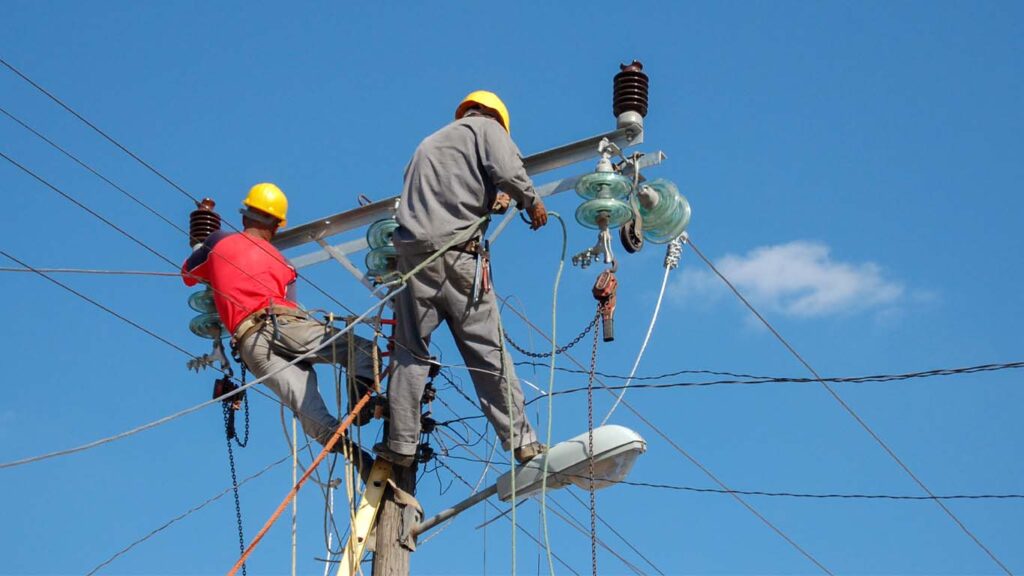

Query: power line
left=513, top=360, right=1024, bottom=385
left=440, top=456, right=1024, bottom=501
left=497, top=296, right=835, bottom=575
left=433, top=458, right=582, bottom=576
left=0, top=104, right=189, bottom=235
left=614, top=480, right=1024, bottom=501
left=0, top=273, right=402, bottom=469
left=0, top=266, right=177, bottom=277
left=0, top=251, right=197, bottom=360
left=514, top=361, right=1024, bottom=404
left=1, top=57, right=201, bottom=205
left=1, top=150, right=182, bottom=270
left=686, top=237, right=1013, bottom=575
left=0, top=60, right=361, bottom=317
left=434, top=416, right=665, bottom=576
left=85, top=443, right=308, bottom=575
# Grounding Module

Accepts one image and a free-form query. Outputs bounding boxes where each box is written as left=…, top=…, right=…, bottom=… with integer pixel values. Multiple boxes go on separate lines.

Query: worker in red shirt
left=183, top=183, right=379, bottom=450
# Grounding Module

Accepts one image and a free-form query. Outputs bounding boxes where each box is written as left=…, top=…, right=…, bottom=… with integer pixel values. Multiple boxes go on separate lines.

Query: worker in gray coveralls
left=374, top=90, right=549, bottom=467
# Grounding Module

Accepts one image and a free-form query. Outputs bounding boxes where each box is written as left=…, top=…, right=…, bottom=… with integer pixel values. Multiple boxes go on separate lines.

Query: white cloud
left=674, top=241, right=904, bottom=318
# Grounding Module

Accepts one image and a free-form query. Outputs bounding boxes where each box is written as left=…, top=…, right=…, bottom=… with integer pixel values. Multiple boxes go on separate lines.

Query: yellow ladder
left=338, top=458, right=393, bottom=575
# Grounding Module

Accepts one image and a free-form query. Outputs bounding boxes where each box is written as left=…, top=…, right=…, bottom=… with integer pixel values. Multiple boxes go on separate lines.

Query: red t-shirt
left=182, top=231, right=298, bottom=332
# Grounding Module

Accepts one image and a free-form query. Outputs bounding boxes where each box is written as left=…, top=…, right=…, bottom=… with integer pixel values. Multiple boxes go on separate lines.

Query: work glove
left=527, top=199, right=548, bottom=230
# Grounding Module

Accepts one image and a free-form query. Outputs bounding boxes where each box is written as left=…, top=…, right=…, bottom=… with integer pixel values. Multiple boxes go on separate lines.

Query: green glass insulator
left=189, top=312, right=224, bottom=339
left=574, top=171, right=632, bottom=200
left=575, top=197, right=634, bottom=230
left=637, top=179, right=692, bottom=244
left=366, top=218, right=400, bottom=250
left=188, top=288, right=217, bottom=313
left=365, top=245, right=398, bottom=277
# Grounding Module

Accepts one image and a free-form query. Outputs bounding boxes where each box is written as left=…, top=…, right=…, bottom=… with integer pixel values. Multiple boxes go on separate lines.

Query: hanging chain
left=503, top=312, right=599, bottom=358
left=586, top=325, right=599, bottom=576
left=222, top=363, right=249, bottom=576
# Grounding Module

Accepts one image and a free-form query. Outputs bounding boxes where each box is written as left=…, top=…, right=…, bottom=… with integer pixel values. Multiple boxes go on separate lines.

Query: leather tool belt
left=232, top=305, right=306, bottom=345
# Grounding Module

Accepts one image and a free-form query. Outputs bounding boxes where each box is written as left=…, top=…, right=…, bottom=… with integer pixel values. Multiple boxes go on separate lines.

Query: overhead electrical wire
left=0, top=58, right=361, bottom=317
left=0, top=109, right=350, bottom=326
left=0, top=266, right=177, bottom=276
left=84, top=441, right=310, bottom=575
left=426, top=360, right=1024, bottom=425
left=433, top=458, right=583, bottom=576
left=686, top=237, right=1013, bottom=576
left=0, top=104, right=189, bottom=235
left=497, top=298, right=835, bottom=574
left=516, top=360, right=1024, bottom=387
left=441, top=455, right=1024, bottom=501
left=434, top=429, right=654, bottom=576
left=8, top=54, right=1000, bottom=575
left=1, top=57, right=200, bottom=204
left=0, top=275, right=403, bottom=469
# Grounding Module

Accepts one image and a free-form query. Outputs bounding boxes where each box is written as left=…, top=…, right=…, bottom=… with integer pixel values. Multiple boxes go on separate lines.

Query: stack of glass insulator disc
left=574, top=171, right=634, bottom=230
left=636, top=179, right=691, bottom=243
left=365, top=217, right=399, bottom=280
left=188, top=286, right=224, bottom=339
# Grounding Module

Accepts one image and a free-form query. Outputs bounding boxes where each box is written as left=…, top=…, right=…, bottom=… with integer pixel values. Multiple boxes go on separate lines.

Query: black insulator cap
left=613, top=60, right=649, bottom=118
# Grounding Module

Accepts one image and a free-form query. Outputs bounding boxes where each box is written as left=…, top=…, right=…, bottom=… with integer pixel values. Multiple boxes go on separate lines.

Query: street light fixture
left=413, top=425, right=646, bottom=538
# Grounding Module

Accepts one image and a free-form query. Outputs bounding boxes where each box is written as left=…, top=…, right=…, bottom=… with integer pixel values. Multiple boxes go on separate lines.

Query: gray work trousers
left=387, top=249, right=538, bottom=456
left=237, top=314, right=378, bottom=446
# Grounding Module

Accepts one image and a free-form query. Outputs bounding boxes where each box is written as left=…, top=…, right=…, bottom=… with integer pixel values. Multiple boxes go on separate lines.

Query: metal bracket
left=572, top=228, right=615, bottom=269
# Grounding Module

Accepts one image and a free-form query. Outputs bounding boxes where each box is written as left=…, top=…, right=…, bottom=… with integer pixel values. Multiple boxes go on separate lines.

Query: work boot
left=514, top=441, right=548, bottom=465
left=373, top=442, right=416, bottom=467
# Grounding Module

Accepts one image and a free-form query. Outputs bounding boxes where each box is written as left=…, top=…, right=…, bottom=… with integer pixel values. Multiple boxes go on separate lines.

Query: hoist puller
left=181, top=183, right=383, bottom=454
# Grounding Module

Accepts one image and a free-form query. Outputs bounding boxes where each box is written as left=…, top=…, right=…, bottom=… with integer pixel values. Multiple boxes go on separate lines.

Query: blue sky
left=2, top=1, right=1022, bottom=574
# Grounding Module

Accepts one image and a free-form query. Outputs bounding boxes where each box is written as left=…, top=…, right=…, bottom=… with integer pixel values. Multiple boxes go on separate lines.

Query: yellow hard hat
left=242, top=182, right=288, bottom=228
left=456, top=90, right=510, bottom=134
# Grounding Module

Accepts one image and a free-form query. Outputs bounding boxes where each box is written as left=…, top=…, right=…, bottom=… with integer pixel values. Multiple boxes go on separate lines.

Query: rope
left=227, top=393, right=373, bottom=576
left=496, top=319, right=518, bottom=576
left=537, top=211, right=567, bottom=576
left=600, top=260, right=671, bottom=425
left=686, top=237, right=1013, bottom=576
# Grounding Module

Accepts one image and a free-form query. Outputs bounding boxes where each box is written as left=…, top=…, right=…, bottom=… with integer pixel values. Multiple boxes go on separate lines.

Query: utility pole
left=371, top=462, right=418, bottom=576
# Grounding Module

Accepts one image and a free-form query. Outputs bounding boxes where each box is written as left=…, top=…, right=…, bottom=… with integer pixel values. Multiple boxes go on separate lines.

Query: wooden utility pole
left=371, top=462, right=418, bottom=576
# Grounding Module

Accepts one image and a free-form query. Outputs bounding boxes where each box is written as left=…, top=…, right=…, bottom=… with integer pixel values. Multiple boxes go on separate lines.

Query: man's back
left=182, top=231, right=297, bottom=332
left=395, top=113, right=536, bottom=254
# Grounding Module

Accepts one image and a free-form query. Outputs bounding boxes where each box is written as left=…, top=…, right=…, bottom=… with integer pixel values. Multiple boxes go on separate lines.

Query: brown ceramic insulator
left=613, top=60, right=649, bottom=118
left=189, top=198, right=222, bottom=247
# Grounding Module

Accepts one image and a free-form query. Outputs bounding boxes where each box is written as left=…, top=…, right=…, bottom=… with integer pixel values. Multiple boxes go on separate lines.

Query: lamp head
left=497, top=425, right=646, bottom=502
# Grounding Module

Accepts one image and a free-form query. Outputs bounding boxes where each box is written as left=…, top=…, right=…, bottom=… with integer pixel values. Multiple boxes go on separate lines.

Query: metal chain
left=223, top=363, right=248, bottom=575
left=503, top=312, right=599, bottom=358
left=586, top=325, right=599, bottom=576
left=223, top=402, right=247, bottom=576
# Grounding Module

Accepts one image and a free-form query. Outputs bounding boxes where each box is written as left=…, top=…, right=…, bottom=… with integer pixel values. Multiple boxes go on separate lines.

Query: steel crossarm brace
left=289, top=237, right=370, bottom=270
left=338, top=459, right=393, bottom=576
left=272, top=124, right=644, bottom=254
left=287, top=149, right=667, bottom=273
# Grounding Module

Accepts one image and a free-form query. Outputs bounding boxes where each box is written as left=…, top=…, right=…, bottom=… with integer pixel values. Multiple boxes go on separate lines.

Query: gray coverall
left=386, top=111, right=540, bottom=457
left=238, top=314, right=378, bottom=447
